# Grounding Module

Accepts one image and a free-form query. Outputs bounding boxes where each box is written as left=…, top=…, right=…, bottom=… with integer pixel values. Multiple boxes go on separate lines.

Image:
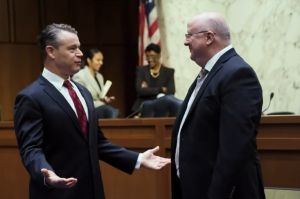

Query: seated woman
left=73, top=48, right=118, bottom=118
left=131, top=43, right=182, bottom=117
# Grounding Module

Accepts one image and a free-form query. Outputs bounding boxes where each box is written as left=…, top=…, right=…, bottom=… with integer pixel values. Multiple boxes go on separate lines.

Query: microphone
left=262, top=92, right=274, bottom=114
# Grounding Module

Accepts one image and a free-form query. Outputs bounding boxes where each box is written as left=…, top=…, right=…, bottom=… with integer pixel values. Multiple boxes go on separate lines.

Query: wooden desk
left=1, top=115, right=300, bottom=199
left=256, top=116, right=300, bottom=188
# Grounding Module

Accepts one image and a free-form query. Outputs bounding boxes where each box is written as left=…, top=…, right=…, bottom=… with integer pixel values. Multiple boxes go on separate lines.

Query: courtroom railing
left=1, top=115, right=300, bottom=199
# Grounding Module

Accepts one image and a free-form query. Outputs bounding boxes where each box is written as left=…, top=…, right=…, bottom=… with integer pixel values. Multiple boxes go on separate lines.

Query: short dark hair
left=85, top=48, right=102, bottom=65
left=145, top=43, right=161, bottom=54
left=37, top=23, right=78, bottom=58
left=86, top=48, right=101, bottom=60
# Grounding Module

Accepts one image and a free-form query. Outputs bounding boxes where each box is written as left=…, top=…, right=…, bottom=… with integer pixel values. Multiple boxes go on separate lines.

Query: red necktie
left=63, top=80, right=88, bottom=137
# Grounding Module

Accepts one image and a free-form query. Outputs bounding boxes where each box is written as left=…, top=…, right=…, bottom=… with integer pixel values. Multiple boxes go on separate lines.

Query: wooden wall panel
left=1, top=116, right=300, bottom=199
left=260, top=151, right=300, bottom=188
left=96, top=0, right=126, bottom=44
left=0, top=44, right=41, bottom=121
left=70, top=0, right=97, bottom=45
left=43, top=0, right=70, bottom=25
left=0, top=0, right=9, bottom=42
left=101, top=162, right=163, bottom=199
left=100, top=46, right=126, bottom=116
left=14, top=0, right=40, bottom=43
left=0, top=0, right=139, bottom=121
left=0, top=147, right=29, bottom=198
left=123, top=0, right=139, bottom=114
left=78, top=0, right=138, bottom=116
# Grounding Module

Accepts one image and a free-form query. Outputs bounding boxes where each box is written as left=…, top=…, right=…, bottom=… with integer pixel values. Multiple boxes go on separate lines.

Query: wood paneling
left=100, top=46, right=126, bottom=116
left=123, top=0, right=139, bottom=114
left=1, top=116, right=300, bottom=199
left=96, top=0, right=127, bottom=45
left=70, top=0, right=97, bottom=45
left=0, top=44, right=41, bottom=120
left=101, top=162, right=166, bottom=199
left=0, top=122, right=29, bottom=199
left=0, top=147, right=29, bottom=198
left=43, top=0, right=70, bottom=24
left=0, top=0, right=139, bottom=121
left=0, top=0, right=9, bottom=42
left=260, top=151, right=300, bottom=188
left=14, top=0, right=40, bottom=43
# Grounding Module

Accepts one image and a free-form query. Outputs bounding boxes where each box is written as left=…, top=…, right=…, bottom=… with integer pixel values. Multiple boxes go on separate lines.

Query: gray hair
left=37, top=23, right=78, bottom=57
left=208, top=18, right=230, bottom=40
left=203, top=13, right=231, bottom=41
left=193, top=12, right=230, bottom=41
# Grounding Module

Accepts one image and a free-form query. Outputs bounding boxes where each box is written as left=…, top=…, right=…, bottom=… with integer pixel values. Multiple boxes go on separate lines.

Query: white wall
left=156, top=0, right=300, bottom=114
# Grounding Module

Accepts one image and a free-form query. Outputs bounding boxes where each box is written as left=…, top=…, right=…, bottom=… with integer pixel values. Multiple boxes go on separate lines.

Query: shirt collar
left=204, top=44, right=233, bottom=72
left=42, top=68, right=71, bottom=91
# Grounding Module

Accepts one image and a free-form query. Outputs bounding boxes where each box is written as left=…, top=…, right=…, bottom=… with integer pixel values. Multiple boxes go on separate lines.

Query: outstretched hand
left=141, top=146, right=171, bottom=170
left=41, top=168, right=78, bottom=188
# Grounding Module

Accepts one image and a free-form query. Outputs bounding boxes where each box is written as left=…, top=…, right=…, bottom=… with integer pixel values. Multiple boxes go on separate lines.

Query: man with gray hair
left=171, top=12, right=265, bottom=199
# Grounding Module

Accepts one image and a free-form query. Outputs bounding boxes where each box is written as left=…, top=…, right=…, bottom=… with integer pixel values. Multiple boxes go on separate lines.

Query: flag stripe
left=139, top=2, right=146, bottom=65
left=138, top=0, right=160, bottom=65
left=149, top=20, right=158, bottom=37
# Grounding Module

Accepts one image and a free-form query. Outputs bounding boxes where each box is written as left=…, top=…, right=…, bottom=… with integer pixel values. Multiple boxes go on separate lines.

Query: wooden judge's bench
left=0, top=115, right=300, bottom=199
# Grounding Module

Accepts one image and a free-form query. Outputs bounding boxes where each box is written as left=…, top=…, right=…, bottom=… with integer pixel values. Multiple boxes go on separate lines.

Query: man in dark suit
left=171, top=12, right=266, bottom=199
left=14, top=23, right=170, bottom=199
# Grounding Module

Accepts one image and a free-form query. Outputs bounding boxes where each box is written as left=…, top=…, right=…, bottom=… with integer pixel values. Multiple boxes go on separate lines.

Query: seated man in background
left=73, top=48, right=118, bottom=118
left=131, top=43, right=182, bottom=117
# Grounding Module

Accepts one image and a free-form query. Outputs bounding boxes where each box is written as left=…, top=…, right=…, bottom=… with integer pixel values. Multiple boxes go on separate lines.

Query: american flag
left=138, top=0, right=160, bottom=65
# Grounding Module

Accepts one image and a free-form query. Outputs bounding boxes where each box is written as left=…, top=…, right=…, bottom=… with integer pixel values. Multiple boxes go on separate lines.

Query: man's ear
left=206, top=32, right=215, bottom=46
left=45, top=45, right=56, bottom=59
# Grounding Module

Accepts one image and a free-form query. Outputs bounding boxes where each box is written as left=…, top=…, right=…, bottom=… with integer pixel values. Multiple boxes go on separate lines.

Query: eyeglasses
left=185, top=30, right=209, bottom=39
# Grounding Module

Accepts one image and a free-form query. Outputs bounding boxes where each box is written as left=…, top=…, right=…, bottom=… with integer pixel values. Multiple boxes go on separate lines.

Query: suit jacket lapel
left=172, top=77, right=197, bottom=137
left=182, top=48, right=238, bottom=126
left=39, top=76, right=88, bottom=142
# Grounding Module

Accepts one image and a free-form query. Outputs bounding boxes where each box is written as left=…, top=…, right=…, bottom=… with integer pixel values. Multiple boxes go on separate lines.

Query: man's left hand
left=141, top=146, right=171, bottom=170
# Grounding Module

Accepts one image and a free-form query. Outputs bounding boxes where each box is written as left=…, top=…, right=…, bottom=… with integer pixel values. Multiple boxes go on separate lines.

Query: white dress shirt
left=42, top=68, right=142, bottom=169
left=175, top=45, right=233, bottom=177
left=42, top=68, right=89, bottom=119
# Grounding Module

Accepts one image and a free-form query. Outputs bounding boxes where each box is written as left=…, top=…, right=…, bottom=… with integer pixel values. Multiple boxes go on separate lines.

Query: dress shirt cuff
left=135, top=153, right=143, bottom=169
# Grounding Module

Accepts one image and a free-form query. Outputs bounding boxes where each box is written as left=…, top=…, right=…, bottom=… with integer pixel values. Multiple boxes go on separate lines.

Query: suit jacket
left=14, top=76, right=138, bottom=199
left=132, top=65, right=175, bottom=112
left=171, top=49, right=265, bottom=199
left=72, top=66, right=107, bottom=107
